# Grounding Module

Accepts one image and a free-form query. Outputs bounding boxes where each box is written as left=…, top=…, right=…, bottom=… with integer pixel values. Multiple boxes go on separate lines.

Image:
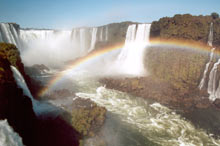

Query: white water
left=199, top=48, right=215, bottom=89
left=19, top=29, right=55, bottom=44
left=105, top=26, right=108, bottom=41
left=201, top=22, right=220, bottom=101
left=0, top=23, right=20, bottom=47
left=99, top=27, right=104, bottom=41
left=53, top=72, right=220, bottom=146
left=10, top=66, right=35, bottom=100
left=117, top=24, right=151, bottom=76
left=20, top=29, right=79, bottom=67
left=88, top=28, right=98, bottom=52
left=98, top=26, right=108, bottom=42
left=0, top=120, right=24, bottom=146
left=199, top=22, right=217, bottom=95
left=10, top=66, right=58, bottom=116
left=19, top=27, right=108, bottom=67
left=37, top=68, right=219, bottom=146
left=208, top=23, right=213, bottom=47
left=207, top=59, right=220, bottom=101
left=0, top=23, right=111, bottom=68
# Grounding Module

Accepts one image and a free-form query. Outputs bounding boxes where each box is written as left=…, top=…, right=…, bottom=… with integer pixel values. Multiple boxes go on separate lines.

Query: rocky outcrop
left=0, top=43, right=37, bottom=145
left=24, top=64, right=50, bottom=76
left=100, top=14, right=220, bottom=110
left=69, top=98, right=106, bottom=137
left=101, top=44, right=215, bottom=110
left=0, top=43, right=80, bottom=146
left=0, top=43, right=44, bottom=97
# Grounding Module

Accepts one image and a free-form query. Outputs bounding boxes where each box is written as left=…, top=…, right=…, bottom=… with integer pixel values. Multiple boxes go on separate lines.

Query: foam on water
left=76, top=85, right=220, bottom=146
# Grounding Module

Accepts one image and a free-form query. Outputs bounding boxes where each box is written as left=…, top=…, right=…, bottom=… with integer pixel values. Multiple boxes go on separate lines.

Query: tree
left=211, top=12, right=219, bottom=19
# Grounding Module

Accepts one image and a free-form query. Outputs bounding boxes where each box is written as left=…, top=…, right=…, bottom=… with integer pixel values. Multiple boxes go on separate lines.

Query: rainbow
left=38, top=39, right=215, bottom=97
left=38, top=44, right=124, bottom=96
left=150, top=38, right=212, bottom=52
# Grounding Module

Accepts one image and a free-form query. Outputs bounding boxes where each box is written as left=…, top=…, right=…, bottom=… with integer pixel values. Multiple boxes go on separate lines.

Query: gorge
left=1, top=13, right=220, bottom=146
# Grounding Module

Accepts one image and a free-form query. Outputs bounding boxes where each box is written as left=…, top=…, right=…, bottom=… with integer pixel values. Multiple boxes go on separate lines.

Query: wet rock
left=24, top=64, right=50, bottom=76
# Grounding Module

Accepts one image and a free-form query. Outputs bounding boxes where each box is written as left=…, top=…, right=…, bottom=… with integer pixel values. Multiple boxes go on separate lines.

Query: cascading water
left=10, top=66, right=58, bottom=116
left=199, top=48, right=215, bottom=89
left=10, top=66, right=35, bottom=100
left=0, top=120, right=24, bottom=146
left=97, top=26, right=108, bottom=42
left=200, top=22, right=220, bottom=101
left=99, top=27, right=103, bottom=41
left=208, top=22, right=213, bottom=47
left=105, top=26, right=108, bottom=41
left=117, top=24, right=151, bottom=76
left=19, top=29, right=55, bottom=43
left=88, top=27, right=98, bottom=52
left=207, top=59, right=220, bottom=101
left=78, top=28, right=89, bottom=53
left=0, top=23, right=20, bottom=47
left=199, top=22, right=216, bottom=91
left=0, top=23, right=111, bottom=68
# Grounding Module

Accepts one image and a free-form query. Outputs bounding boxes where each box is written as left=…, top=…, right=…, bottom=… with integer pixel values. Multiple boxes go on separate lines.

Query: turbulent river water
left=42, top=70, right=220, bottom=146
left=2, top=22, right=220, bottom=145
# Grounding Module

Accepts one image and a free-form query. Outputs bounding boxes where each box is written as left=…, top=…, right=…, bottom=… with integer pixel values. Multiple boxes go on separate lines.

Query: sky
left=0, top=0, right=220, bottom=29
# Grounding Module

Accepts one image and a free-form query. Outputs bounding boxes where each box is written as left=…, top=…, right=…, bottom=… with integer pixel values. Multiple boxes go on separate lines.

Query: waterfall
left=0, top=23, right=103, bottom=55
left=10, top=66, right=58, bottom=116
left=199, top=22, right=216, bottom=91
left=199, top=48, right=215, bottom=89
left=199, top=22, right=220, bottom=101
left=88, top=27, right=98, bottom=52
left=10, top=66, right=34, bottom=100
left=19, top=29, right=54, bottom=43
left=99, top=27, right=103, bottom=41
left=117, top=24, right=151, bottom=76
left=0, top=23, right=20, bottom=47
left=0, top=120, right=24, bottom=146
left=105, top=26, right=108, bottom=41
left=0, top=23, right=114, bottom=67
left=208, top=22, right=213, bottom=47
left=207, top=59, right=220, bottom=101
left=79, top=28, right=87, bottom=53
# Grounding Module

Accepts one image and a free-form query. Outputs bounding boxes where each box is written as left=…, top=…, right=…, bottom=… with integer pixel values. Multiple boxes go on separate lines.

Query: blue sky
left=0, top=0, right=219, bottom=29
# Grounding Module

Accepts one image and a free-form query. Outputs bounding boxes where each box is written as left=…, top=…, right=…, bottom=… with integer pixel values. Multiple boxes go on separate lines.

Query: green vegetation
left=71, top=98, right=106, bottom=137
left=0, top=43, right=21, bottom=68
left=211, top=12, right=219, bottom=19
left=150, top=13, right=220, bottom=46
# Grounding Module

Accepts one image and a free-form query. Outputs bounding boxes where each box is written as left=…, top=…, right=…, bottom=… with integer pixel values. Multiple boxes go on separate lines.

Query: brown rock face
left=100, top=44, right=216, bottom=111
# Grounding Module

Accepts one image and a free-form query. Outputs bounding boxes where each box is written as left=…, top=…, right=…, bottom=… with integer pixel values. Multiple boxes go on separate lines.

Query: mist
left=20, top=30, right=86, bottom=68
